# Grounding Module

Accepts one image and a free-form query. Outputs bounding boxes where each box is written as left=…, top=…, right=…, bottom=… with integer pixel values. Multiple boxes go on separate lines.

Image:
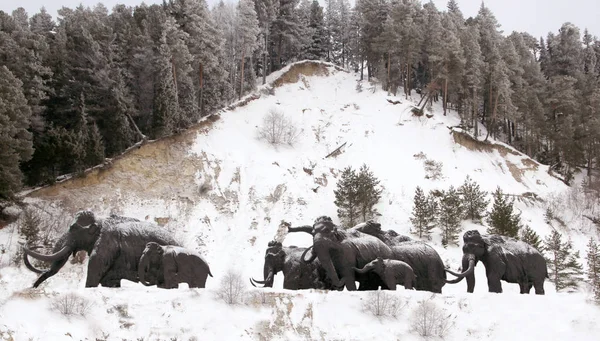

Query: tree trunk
left=485, top=87, right=500, bottom=142
left=472, top=88, right=478, bottom=138
left=198, top=63, right=204, bottom=116
left=360, top=57, right=364, bottom=81
left=239, top=48, right=245, bottom=101
left=443, top=78, right=448, bottom=116
left=262, top=27, right=268, bottom=85
left=387, top=52, right=391, bottom=94
left=171, top=58, right=178, bottom=93
left=277, top=36, right=282, bottom=70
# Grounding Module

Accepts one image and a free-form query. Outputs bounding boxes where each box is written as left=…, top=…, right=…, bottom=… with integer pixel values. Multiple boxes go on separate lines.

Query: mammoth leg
left=533, top=279, right=545, bottom=295
left=486, top=272, right=502, bottom=293
left=341, top=269, right=357, bottom=291
left=526, top=282, right=533, bottom=294
left=162, top=254, right=178, bottom=289
left=99, top=273, right=122, bottom=288
left=403, top=275, right=414, bottom=290
left=85, top=248, right=118, bottom=288
left=386, top=276, right=397, bottom=291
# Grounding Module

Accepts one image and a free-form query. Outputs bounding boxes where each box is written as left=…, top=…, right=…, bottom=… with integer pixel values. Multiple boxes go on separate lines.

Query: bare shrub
left=410, top=298, right=455, bottom=338
left=216, top=269, right=246, bottom=305
left=423, top=159, right=443, bottom=180
left=258, top=109, right=301, bottom=146
left=18, top=205, right=69, bottom=247
left=362, top=290, right=407, bottom=318
left=248, top=290, right=277, bottom=307
left=51, top=293, right=94, bottom=317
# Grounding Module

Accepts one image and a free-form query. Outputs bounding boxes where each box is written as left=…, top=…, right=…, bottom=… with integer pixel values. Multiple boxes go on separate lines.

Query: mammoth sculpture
left=354, top=257, right=416, bottom=290
left=138, top=242, right=213, bottom=289
left=351, top=220, right=448, bottom=293
left=250, top=240, right=332, bottom=290
left=445, top=230, right=548, bottom=294
left=351, top=220, right=412, bottom=244
left=288, top=216, right=393, bottom=291
left=22, top=210, right=180, bottom=288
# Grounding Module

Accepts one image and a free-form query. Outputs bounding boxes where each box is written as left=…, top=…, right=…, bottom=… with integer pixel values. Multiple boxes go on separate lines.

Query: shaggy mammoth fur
left=250, top=240, right=332, bottom=290
left=139, top=242, right=213, bottom=289
left=446, top=230, right=548, bottom=294
left=22, top=210, right=180, bottom=288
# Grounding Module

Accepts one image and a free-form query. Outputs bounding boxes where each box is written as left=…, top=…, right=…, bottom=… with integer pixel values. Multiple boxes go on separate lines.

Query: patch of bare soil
left=452, top=130, right=540, bottom=184
left=253, top=294, right=315, bottom=341
left=273, top=61, right=344, bottom=88
left=25, top=115, right=232, bottom=217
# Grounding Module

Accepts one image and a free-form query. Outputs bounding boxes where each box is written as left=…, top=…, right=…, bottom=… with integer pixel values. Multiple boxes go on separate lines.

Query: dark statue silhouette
left=138, top=242, right=213, bottom=289
left=250, top=240, right=332, bottom=290
left=22, top=210, right=180, bottom=288
left=445, top=230, right=548, bottom=294
left=354, top=257, right=416, bottom=290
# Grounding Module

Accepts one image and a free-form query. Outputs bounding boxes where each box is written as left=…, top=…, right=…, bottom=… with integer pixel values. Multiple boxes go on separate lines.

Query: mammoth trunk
left=22, top=242, right=73, bottom=288
left=354, top=264, right=374, bottom=274
left=316, top=247, right=342, bottom=288
left=288, top=226, right=314, bottom=235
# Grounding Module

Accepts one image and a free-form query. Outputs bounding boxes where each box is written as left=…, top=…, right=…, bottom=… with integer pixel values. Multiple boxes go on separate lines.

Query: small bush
left=51, top=293, right=94, bottom=317
left=248, top=290, right=277, bottom=306
left=410, top=298, right=454, bottom=338
left=362, top=290, right=406, bottom=318
left=423, top=159, right=443, bottom=180
left=216, top=269, right=246, bottom=305
left=258, top=109, right=300, bottom=146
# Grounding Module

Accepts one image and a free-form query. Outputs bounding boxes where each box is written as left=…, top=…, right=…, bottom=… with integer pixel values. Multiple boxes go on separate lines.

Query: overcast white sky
left=1, top=0, right=599, bottom=40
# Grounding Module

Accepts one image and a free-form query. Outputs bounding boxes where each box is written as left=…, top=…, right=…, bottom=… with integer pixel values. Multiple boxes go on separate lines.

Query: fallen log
left=324, top=142, right=347, bottom=159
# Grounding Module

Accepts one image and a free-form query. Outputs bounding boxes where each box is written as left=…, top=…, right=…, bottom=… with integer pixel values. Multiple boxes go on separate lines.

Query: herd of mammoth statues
left=21, top=210, right=549, bottom=295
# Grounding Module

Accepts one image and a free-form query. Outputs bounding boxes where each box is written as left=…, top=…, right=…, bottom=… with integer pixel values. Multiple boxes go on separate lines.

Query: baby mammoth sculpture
left=446, top=230, right=548, bottom=294
left=354, top=257, right=416, bottom=290
left=138, top=242, right=213, bottom=289
left=250, top=240, right=332, bottom=290
left=22, top=210, right=180, bottom=288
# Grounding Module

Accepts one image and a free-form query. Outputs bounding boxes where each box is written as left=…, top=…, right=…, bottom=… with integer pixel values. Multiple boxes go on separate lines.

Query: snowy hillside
left=1, top=61, right=600, bottom=340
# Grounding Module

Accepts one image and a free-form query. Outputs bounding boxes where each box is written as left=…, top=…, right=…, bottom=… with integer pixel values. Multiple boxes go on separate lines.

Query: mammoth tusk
left=301, top=245, right=316, bottom=263
left=445, top=258, right=476, bottom=280
left=22, top=245, right=72, bottom=262
left=23, top=251, right=47, bottom=274
left=250, top=277, right=267, bottom=285
left=444, top=276, right=465, bottom=284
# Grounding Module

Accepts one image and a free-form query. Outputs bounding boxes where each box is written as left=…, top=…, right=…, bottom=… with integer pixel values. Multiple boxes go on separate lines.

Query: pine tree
left=334, top=166, right=360, bottom=227
left=410, top=186, right=436, bottom=239
left=152, top=33, right=179, bottom=139
left=519, top=225, right=544, bottom=252
left=237, top=0, right=260, bottom=99
left=459, top=175, right=489, bottom=221
left=355, top=163, right=382, bottom=221
left=306, top=0, right=328, bottom=60
left=438, top=186, right=463, bottom=246
left=486, top=187, right=521, bottom=238
left=585, top=238, right=600, bottom=301
left=85, top=122, right=105, bottom=167
left=0, top=66, right=33, bottom=202
left=544, top=230, right=584, bottom=292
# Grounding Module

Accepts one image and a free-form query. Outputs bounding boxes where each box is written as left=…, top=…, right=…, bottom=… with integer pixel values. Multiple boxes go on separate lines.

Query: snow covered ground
left=1, top=61, right=599, bottom=340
